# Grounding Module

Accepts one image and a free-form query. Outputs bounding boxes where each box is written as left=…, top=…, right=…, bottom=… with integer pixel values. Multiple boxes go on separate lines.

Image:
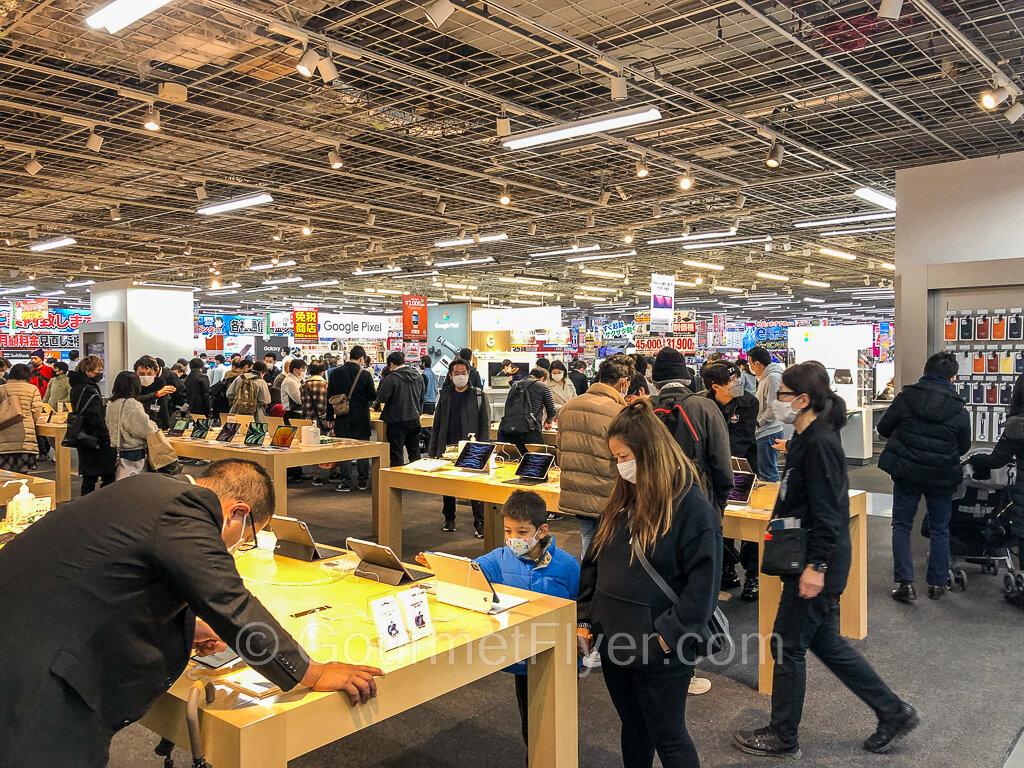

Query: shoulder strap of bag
left=631, top=536, right=678, bottom=603
left=347, top=367, right=362, bottom=399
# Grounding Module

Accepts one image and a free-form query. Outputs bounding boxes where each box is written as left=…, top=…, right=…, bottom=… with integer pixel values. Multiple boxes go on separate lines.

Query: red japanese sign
left=402, top=295, right=427, bottom=341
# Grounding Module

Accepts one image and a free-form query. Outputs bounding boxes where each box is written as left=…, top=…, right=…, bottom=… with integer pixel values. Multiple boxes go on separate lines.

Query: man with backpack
left=327, top=346, right=377, bottom=492
left=497, top=367, right=557, bottom=455
left=374, top=351, right=425, bottom=467
left=226, top=360, right=271, bottom=421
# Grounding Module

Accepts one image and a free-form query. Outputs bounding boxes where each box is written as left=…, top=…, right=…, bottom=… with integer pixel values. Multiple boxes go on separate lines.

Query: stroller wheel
left=1004, top=572, right=1017, bottom=594
left=947, top=569, right=955, bottom=590
left=954, top=568, right=968, bottom=591
left=1016, top=573, right=1024, bottom=592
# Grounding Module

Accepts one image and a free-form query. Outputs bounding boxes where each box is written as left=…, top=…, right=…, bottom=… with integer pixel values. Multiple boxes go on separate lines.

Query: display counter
left=35, top=421, right=71, bottom=502
left=842, top=404, right=889, bottom=465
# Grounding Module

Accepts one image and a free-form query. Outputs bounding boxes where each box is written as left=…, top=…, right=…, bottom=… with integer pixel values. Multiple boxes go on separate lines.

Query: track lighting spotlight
left=297, top=47, right=320, bottom=78
left=610, top=74, right=628, bottom=101
left=599, top=189, right=611, bottom=205
left=328, top=149, right=343, bottom=169
left=623, top=232, right=634, bottom=245
left=765, top=139, right=784, bottom=168
left=271, top=229, right=282, bottom=241
left=981, top=86, right=1011, bottom=110
left=303, top=253, right=313, bottom=264
left=527, top=222, right=537, bottom=236
left=110, top=205, right=121, bottom=221
left=143, top=106, right=161, bottom=131
left=424, top=0, right=455, bottom=28
left=86, top=130, right=103, bottom=152
left=317, top=54, right=339, bottom=83
left=878, top=0, right=904, bottom=20
left=1006, top=101, right=1024, bottom=124
left=436, top=198, right=447, bottom=214
left=735, top=192, right=747, bottom=209
left=24, top=155, right=41, bottom=176
left=678, top=173, right=693, bottom=191
left=28, top=227, right=37, bottom=239
left=301, top=221, right=313, bottom=236
left=636, top=156, right=649, bottom=178
left=652, top=202, right=662, bottom=218
left=496, top=115, right=511, bottom=137
left=365, top=211, right=376, bottom=226
left=183, top=243, right=192, bottom=256
left=195, top=183, right=207, bottom=201
left=499, top=186, right=511, bottom=206
left=457, top=227, right=466, bottom=240
left=586, top=212, right=595, bottom=228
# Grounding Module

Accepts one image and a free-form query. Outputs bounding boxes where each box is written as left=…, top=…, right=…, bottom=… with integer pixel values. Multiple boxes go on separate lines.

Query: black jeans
left=386, top=419, right=422, bottom=467
left=514, top=673, right=528, bottom=745
left=497, top=429, right=543, bottom=456
left=81, top=474, right=115, bottom=495
left=600, top=658, right=699, bottom=768
left=723, top=538, right=758, bottom=574
left=342, top=457, right=370, bottom=488
left=770, top=580, right=903, bottom=745
left=442, top=496, right=485, bottom=531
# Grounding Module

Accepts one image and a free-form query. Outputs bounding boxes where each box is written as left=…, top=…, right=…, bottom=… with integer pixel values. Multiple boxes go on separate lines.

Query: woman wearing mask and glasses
left=577, top=400, right=721, bottom=768
left=546, top=360, right=576, bottom=412
left=734, top=362, right=918, bottom=759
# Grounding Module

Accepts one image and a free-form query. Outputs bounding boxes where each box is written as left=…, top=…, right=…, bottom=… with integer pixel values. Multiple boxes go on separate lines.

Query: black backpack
left=498, top=380, right=539, bottom=436
left=208, top=378, right=230, bottom=420
left=652, top=391, right=711, bottom=497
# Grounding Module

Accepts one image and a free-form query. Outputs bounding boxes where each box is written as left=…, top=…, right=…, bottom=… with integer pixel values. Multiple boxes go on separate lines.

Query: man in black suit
left=568, top=358, right=589, bottom=396
left=0, top=460, right=381, bottom=767
left=327, top=345, right=378, bottom=492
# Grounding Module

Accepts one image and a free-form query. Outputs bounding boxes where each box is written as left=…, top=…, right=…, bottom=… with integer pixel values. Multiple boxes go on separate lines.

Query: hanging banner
left=711, top=313, right=727, bottom=347
left=402, top=295, right=428, bottom=341
left=0, top=306, right=90, bottom=333
left=195, top=314, right=266, bottom=338
left=292, top=305, right=319, bottom=343
left=319, top=313, right=389, bottom=339
left=649, top=274, right=675, bottom=334
left=12, top=299, right=48, bottom=331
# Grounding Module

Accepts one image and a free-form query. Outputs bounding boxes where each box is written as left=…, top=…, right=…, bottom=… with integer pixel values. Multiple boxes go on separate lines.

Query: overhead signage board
left=649, top=274, right=675, bottom=333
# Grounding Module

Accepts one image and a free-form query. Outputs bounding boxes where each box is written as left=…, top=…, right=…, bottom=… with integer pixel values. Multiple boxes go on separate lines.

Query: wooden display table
left=35, top=421, right=71, bottom=503
left=0, top=470, right=55, bottom=514
left=140, top=550, right=577, bottom=768
left=370, top=412, right=434, bottom=444
left=168, top=434, right=389, bottom=520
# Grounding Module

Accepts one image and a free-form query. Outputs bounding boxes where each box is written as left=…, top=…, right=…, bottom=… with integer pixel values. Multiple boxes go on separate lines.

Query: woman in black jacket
left=428, top=358, right=490, bottom=536
left=67, top=356, right=115, bottom=494
left=184, top=357, right=211, bottom=417
left=734, top=363, right=918, bottom=759
left=577, top=400, right=721, bottom=768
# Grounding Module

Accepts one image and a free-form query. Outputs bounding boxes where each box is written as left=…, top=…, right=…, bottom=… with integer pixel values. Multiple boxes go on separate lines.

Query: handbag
left=62, top=389, right=100, bottom=451
left=146, top=430, right=181, bottom=473
left=328, top=369, right=362, bottom=417
left=760, top=526, right=807, bottom=576
left=0, top=387, right=23, bottom=432
left=631, top=537, right=734, bottom=660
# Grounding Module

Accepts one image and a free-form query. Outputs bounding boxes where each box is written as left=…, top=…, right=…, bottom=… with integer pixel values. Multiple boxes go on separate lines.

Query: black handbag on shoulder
left=62, top=391, right=100, bottom=451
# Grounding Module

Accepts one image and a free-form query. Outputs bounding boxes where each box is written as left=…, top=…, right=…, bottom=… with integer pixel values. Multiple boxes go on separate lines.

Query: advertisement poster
left=256, top=336, right=291, bottom=361
left=0, top=305, right=88, bottom=333
left=12, top=299, right=48, bottom=331
left=649, top=274, right=675, bottom=334
left=634, top=335, right=697, bottom=354
left=292, top=305, right=319, bottom=343
left=402, top=295, right=428, bottom=341
left=743, top=323, right=791, bottom=351
left=427, top=304, right=468, bottom=363
left=195, top=314, right=266, bottom=338
left=711, top=313, right=727, bottom=347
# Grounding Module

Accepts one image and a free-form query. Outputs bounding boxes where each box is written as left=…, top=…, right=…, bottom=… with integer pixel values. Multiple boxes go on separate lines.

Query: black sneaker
left=474, top=528, right=484, bottom=539
left=335, top=482, right=352, bottom=493
left=311, top=476, right=324, bottom=487
left=721, top=565, right=742, bottom=591
left=442, top=520, right=456, bottom=533
left=891, top=583, right=917, bottom=603
left=1005, top=590, right=1024, bottom=610
left=741, top=576, right=759, bottom=602
left=357, top=481, right=369, bottom=492
left=733, top=726, right=801, bottom=759
left=928, top=585, right=944, bottom=600
left=864, top=703, right=919, bottom=753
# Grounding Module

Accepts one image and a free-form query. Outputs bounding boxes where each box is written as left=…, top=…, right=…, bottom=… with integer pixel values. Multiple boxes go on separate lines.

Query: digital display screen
left=728, top=471, right=756, bottom=503
left=216, top=422, right=240, bottom=442
left=190, top=419, right=210, bottom=439
left=454, top=442, right=494, bottom=470
left=270, top=426, right=297, bottom=447
left=169, top=419, right=189, bottom=435
left=516, top=452, right=553, bottom=480
left=244, top=423, right=268, bottom=446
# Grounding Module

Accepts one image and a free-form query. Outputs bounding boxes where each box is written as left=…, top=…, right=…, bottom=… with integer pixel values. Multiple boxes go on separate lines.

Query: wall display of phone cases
left=944, top=312, right=1024, bottom=342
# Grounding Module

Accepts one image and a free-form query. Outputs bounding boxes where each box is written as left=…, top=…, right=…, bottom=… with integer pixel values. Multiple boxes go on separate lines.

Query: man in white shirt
left=208, top=354, right=229, bottom=386
left=281, top=359, right=306, bottom=418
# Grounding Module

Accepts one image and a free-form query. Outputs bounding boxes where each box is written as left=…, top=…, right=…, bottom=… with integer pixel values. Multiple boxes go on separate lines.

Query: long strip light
left=820, top=225, right=895, bottom=237
left=646, top=228, right=736, bottom=245
left=501, top=106, right=662, bottom=150
left=391, top=271, right=439, bottom=280
left=300, top=279, right=340, bottom=288
left=853, top=187, right=897, bottom=211
left=262, top=276, right=303, bottom=285
left=581, top=268, right=625, bottom=279
left=881, top=262, right=896, bottom=271
left=197, top=193, right=274, bottom=216
left=509, top=299, right=543, bottom=306
left=756, top=272, right=790, bottom=282
left=365, top=288, right=404, bottom=295
left=0, top=285, right=36, bottom=295
left=803, top=279, right=831, bottom=288
left=435, top=256, right=494, bottom=268
left=499, top=276, right=545, bottom=286
left=39, top=289, right=66, bottom=297
left=803, top=297, right=826, bottom=303
left=573, top=294, right=608, bottom=302
left=353, top=265, right=402, bottom=275
left=530, top=244, right=599, bottom=257
left=682, top=259, right=725, bottom=271
left=794, top=211, right=895, bottom=228
left=518, top=290, right=556, bottom=297
left=206, top=290, right=239, bottom=296
left=64, top=279, right=95, bottom=287
left=432, top=282, right=478, bottom=290
left=578, top=285, right=619, bottom=293
left=206, top=282, right=241, bottom=291
left=820, top=247, right=857, bottom=261
left=434, top=233, right=507, bottom=248
left=85, top=0, right=172, bottom=33
left=566, top=249, right=636, bottom=264
left=682, top=235, right=771, bottom=250
left=711, top=285, right=743, bottom=293
left=30, top=237, right=77, bottom=252
left=249, top=259, right=296, bottom=271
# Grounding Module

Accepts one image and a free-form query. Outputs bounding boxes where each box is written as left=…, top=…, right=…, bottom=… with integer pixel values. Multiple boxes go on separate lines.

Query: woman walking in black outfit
left=577, top=400, right=721, bottom=768
left=67, top=355, right=115, bottom=494
left=735, top=362, right=918, bottom=759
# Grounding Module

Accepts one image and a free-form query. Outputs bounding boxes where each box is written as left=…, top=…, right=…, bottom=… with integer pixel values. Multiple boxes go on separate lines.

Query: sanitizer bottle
left=4, top=479, right=36, bottom=526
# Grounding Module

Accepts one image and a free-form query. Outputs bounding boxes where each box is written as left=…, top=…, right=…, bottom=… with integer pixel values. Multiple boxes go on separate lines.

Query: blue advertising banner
left=426, top=304, right=468, bottom=363
left=0, top=305, right=90, bottom=333
left=195, top=314, right=266, bottom=338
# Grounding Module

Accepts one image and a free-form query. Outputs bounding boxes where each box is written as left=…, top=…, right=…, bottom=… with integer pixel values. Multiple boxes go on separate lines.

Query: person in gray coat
left=748, top=345, right=786, bottom=482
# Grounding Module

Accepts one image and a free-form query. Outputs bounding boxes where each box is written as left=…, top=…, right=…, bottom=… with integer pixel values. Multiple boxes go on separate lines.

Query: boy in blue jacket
left=473, top=490, right=581, bottom=745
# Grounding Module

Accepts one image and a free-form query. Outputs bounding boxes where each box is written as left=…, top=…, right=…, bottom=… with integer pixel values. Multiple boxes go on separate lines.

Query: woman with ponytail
left=577, top=400, right=721, bottom=768
left=735, top=362, right=918, bottom=759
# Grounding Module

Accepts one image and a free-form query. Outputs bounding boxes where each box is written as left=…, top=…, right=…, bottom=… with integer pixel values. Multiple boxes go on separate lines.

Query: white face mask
left=506, top=533, right=538, bottom=557
left=617, top=458, right=637, bottom=484
left=452, top=374, right=469, bottom=388
left=223, top=513, right=249, bottom=554
left=138, top=375, right=156, bottom=386
left=551, top=372, right=564, bottom=381
left=772, top=398, right=802, bottom=424
left=727, top=379, right=745, bottom=398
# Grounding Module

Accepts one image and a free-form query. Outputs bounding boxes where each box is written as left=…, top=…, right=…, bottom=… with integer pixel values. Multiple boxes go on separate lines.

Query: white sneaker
left=582, top=650, right=602, bottom=669
left=688, top=676, right=711, bottom=695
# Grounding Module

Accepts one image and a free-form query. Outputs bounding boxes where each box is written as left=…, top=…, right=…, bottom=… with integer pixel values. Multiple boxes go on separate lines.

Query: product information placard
left=402, top=295, right=427, bottom=340
left=634, top=335, right=697, bottom=354
left=649, top=274, right=675, bottom=334
left=292, top=306, right=319, bottom=343
left=711, top=313, right=727, bottom=347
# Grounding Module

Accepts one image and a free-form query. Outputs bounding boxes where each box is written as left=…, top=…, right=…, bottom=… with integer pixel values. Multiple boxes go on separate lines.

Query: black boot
left=928, top=584, right=945, bottom=600
left=864, top=703, right=919, bottom=753
left=1006, top=590, right=1024, bottom=610
left=734, top=726, right=801, bottom=759
left=741, top=575, right=759, bottom=601
left=891, top=582, right=917, bottom=603
left=721, top=564, right=742, bottom=590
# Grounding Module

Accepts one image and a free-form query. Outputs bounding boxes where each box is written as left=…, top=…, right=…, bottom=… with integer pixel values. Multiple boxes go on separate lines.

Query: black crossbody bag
left=760, top=468, right=808, bottom=576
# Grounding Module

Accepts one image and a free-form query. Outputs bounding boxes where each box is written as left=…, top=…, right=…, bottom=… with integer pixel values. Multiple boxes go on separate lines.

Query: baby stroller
left=926, top=451, right=1021, bottom=592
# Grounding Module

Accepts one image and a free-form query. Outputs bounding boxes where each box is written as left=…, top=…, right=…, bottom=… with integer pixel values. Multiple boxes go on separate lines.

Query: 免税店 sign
left=292, top=306, right=319, bottom=343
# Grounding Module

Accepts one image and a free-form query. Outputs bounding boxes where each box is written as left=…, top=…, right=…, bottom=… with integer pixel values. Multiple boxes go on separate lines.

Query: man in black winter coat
left=327, top=345, right=377, bottom=492
left=878, top=352, right=971, bottom=602
left=374, top=351, right=425, bottom=467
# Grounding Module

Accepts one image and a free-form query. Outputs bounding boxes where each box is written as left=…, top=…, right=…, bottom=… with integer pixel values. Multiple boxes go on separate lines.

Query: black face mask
left=92, top=372, right=104, bottom=383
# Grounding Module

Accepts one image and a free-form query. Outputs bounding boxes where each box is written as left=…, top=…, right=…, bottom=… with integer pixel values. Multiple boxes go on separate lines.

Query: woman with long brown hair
left=577, top=400, right=721, bottom=768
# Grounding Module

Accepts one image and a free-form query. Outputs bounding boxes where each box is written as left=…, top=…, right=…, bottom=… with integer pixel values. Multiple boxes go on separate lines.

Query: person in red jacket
left=28, top=348, right=53, bottom=397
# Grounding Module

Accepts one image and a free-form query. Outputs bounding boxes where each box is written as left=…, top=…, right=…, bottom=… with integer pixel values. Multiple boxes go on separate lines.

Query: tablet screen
left=454, top=442, right=494, bottom=470
left=271, top=426, right=297, bottom=447
left=728, top=471, right=756, bottom=503
left=244, top=423, right=268, bottom=446
left=516, top=452, right=554, bottom=480
left=216, top=422, right=240, bottom=442
left=190, top=419, right=210, bottom=439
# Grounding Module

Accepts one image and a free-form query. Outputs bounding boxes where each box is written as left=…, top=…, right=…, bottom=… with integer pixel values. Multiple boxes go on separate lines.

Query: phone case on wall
left=988, top=352, right=1000, bottom=374
left=973, top=352, right=986, bottom=374
left=1009, top=314, right=1024, bottom=340
left=973, top=382, right=986, bottom=404
left=944, top=316, right=959, bottom=341
left=1002, top=352, right=1015, bottom=374
left=976, top=410, right=989, bottom=442
left=1017, top=352, right=1024, bottom=375
left=960, top=316, right=975, bottom=340
left=958, top=382, right=972, bottom=403
left=960, top=350, right=973, bottom=372
left=986, top=382, right=999, bottom=404
left=1001, top=384, right=1013, bottom=406
left=976, top=316, right=990, bottom=340
left=992, top=316, right=1007, bottom=340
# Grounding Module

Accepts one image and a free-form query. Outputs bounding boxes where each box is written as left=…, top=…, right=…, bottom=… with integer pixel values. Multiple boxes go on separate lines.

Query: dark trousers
left=386, top=419, right=422, bottom=467
left=724, top=538, right=758, bottom=574
left=37, top=435, right=51, bottom=459
left=514, top=673, right=529, bottom=745
left=423, top=402, right=436, bottom=415
left=497, top=429, right=543, bottom=456
left=442, top=496, right=485, bottom=531
left=81, top=474, right=115, bottom=495
left=600, top=657, right=699, bottom=768
left=343, top=457, right=370, bottom=488
left=770, top=580, right=903, bottom=745
left=891, top=482, right=953, bottom=586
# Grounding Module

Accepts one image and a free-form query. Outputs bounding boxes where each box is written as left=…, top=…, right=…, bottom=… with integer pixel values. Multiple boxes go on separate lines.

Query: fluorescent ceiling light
left=391, top=271, right=439, bottom=280
left=794, top=212, right=896, bottom=228
left=434, top=233, right=507, bottom=248
left=353, top=266, right=402, bottom=275
left=509, top=299, right=542, bottom=306
left=0, top=285, right=36, bottom=295
left=518, top=290, right=556, bottom=297
left=578, top=285, right=619, bottom=293
left=711, top=285, right=743, bottom=293
left=581, top=268, right=625, bottom=279
left=39, top=290, right=66, bottom=297
left=300, top=280, right=340, bottom=288
left=64, top=279, right=95, bottom=288
left=248, top=259, right=296, bottom=271
left=682, top=259, right=725, bottom=271
left=756, top=272, right=790, bottom=282
left=647, top=228, right=737, bottom=245
left=365, top=288, right=403, bottom=296
left=566, top=249, right=636, bottom=264
left=803, top=297, right=826, bottom=303
left=682, top=235, right=772, bottom=250
left=451, top=294, right=482, bottom=301
left=853, top=187, right=897, bottom=211
left=881, top=262, right=896, bottom=271
left=803, top=279, right=831, bottom=288
left=435, top=256, right=494, bottom=268
left=30, top=237, right=77, bottom=252
left=207, top=283, right=241, bottom=292
left=85, top=0, right=172, bottom=33
left=820, top=225, right=895, bottom=236
left=573, top=295, right=608, bottom=302
left=432, top=282, right=478, bottom=290
left=530, top=244, right=600, bottom=257
left=499, top=276, right=545, bottom=286
left=501, top=106, right=662, bottom=150
left=262, top=276, right=303, bottom=285
left=206, top=290, right=239, bottom=296
left=244, top=286, right=279, bottom=293
left=820, top=247, right=857, bottom=261
left=197, top=193, right=274, bottom=216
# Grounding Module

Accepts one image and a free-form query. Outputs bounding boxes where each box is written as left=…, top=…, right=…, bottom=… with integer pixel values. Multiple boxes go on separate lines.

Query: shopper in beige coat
left=0, top=365, right=44, bottom=473
left=555, top=354, right=634, bottom=556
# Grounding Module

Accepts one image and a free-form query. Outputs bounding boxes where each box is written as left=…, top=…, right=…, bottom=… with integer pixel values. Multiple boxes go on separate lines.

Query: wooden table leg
left=841, top=497, right=868, bottom=639
left=757, top=538, right=782, bottom=696
left=377, top=472, right=403, bottom=556
left=483, top=503, right=501, bottom=552
left=370, top=448, right=389, bottom=536
left=54, top=440, right=72, bottom=502
left=269, top=458, right=289, bottom=518
left=528, top=604, right=578, bottom=768
left=202, top=711, right=288, bottom=768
